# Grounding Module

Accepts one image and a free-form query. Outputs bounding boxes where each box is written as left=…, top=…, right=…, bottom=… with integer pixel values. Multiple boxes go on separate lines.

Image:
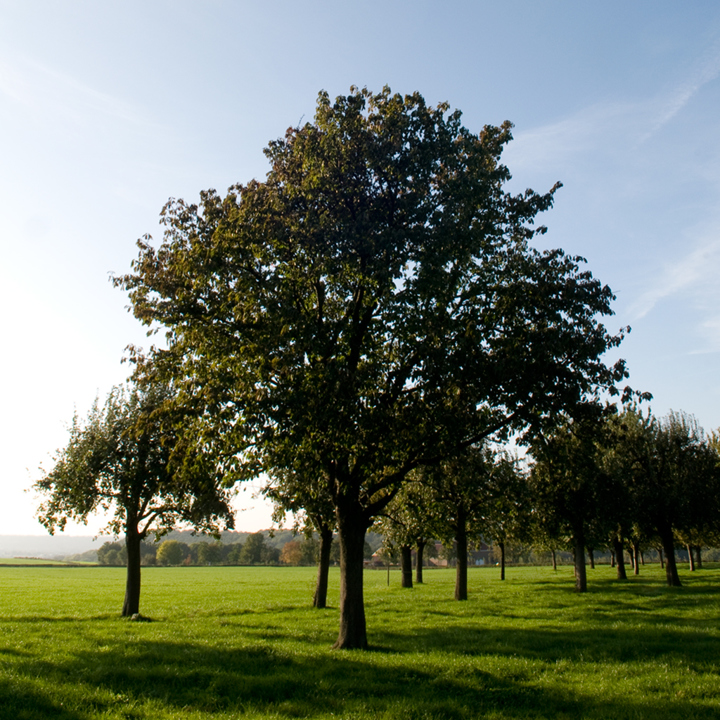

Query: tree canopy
left=116, top=86, right=631, bottom=647
left=34, top=380, right=234, bottom=615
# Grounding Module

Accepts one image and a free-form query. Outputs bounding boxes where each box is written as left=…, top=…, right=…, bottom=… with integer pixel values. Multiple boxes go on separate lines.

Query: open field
left=1, top=564, right=719, bottom=719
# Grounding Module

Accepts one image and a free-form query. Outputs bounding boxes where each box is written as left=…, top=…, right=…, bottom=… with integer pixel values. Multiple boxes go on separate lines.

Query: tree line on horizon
left=32, top=86, right=718, bottom=650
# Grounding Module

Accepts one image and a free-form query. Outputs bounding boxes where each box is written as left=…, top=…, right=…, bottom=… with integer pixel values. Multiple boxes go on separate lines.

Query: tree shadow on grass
left=5, top=625, right=720, bottom=720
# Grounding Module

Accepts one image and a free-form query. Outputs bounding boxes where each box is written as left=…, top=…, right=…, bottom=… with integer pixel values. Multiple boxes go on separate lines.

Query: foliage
left=116, top=86, right=632, bottom=646
left=34, top=381, right=234, bottom=542
left=33, top=379, right=235, bottom=614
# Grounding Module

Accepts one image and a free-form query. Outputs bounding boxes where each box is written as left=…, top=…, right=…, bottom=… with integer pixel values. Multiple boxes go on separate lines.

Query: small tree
left=156, top=539, right=186, bottom=566
left=34, top=380, right=234, bottom=616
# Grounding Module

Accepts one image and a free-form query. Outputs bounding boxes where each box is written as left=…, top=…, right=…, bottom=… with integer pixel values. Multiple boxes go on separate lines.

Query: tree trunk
left=551, top=549, right=557, bottom=571
left=313, top=525, right=333, bottom=608
left=659, top=525, right=681, bottom=587
left=695, top=545, right=703, bottom=569
left=400, top=545, right=413, bottom=588
left=610, top=550, right=615, bottom=568
left=632, top=541, right=640, bottom=576
left=455, top=511, right=468, bottom=601
left=687, top=543, right=695, bottom=572
left=573, top=526, right=587, bottom=593
left=333, top=509, right=369, bottom=649
left=588, top=547, right=595, bottom=570
left=658, top=546, right=664, bottom=568
left=122, top=526, right=142, bottom=617
left=415, top=540, right=425, bottom=584
left=612, top=537, right=627, bottom=580
left=499, top=541, right=506, bottom=581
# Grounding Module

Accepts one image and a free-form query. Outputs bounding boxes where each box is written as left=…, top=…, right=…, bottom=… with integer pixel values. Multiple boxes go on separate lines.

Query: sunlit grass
left=1, top=563, right=719, bottom=718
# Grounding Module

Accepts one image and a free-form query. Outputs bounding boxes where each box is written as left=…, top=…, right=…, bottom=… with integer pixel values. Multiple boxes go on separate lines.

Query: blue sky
left=2, top=1, right=720, bottom=535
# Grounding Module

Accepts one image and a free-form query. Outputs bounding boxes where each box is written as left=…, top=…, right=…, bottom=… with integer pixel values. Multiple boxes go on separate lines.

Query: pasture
left=1, top=563, right=719, bottom=719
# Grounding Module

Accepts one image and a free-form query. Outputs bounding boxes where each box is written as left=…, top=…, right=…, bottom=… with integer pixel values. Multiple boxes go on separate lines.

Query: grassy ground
left=1, top=563, right=719, bottom=719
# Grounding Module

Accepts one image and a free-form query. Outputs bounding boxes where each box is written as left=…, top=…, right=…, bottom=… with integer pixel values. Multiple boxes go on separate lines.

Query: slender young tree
left=34, top=380, right=233, bottom=616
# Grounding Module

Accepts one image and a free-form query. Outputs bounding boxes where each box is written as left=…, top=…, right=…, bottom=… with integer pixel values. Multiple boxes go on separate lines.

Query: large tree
left=117, top=87, right=629, bottom=648
left=34, top=380, right=233, bottom=616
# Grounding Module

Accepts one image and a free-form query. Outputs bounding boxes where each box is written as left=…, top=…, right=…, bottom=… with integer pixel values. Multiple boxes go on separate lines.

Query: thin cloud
left=642, top=37, right=720, bottom=141
left=630, top=235, right=720, bottom=320
left=0, top=54, right=160, bottom=130
left=507, top=35, right=720, bottom=172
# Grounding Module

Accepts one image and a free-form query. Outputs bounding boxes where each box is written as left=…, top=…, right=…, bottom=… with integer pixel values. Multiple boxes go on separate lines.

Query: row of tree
left=38, top=86, right=662, bottom=648
left=375, top=405, right=720, bottom=598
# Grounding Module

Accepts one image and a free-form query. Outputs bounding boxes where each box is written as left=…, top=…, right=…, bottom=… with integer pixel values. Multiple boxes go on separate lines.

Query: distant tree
left=375, top=480, right=436, bottom=587
left=240, top=532, right=269, bottom=565
left=280, top=540, right=303, bottom=565
left=529, top=405, right=615, bottom=592
left=264, top=466, right=336, bottom=608
left=480, top=452, right=531, bottom=580
left=156, top=539, right=185, bottom=566
left=422, top=445, right=499, bottom=600
left=612, top=409, right=720, bottom=587
left=225, top=542, right=244, bottom=565
left=98, top=542, right=127, bottom=566
left=34, top=379, right=234, bottom=616
left=196, top=541, right=223, bottom=565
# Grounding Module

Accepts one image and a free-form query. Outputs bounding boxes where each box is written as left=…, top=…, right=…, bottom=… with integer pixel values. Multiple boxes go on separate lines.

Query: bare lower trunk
left=313, top=526, right=333, bottom=609
left=659, top=526, right=681, bottom=587
left=610, top=551, right=615, bottom=568
left=122, top=527, right=142, bottom=617
left=695, top=546, right=703, bottom=569
left=687, top=543, right=696, bottom=572
left=632, top=541, right=640, bottom=575
left=455, top=511, right=468, bottom=601
left=552, top=549, right=557, bottom=571
left=658, top=546, right=665, bottom=568
left=588, top=547, right=595, bottom=570
left=499, top=541, right=505, bottom=581
left=400, top=545, right=413, bottom=588
left=333, top=510, right=369, bottom=649
left=612, top=537, right=627, bottom=580
left=415, top=540, right=425, bottom=584
left=573, top=527, right=587, bottom=593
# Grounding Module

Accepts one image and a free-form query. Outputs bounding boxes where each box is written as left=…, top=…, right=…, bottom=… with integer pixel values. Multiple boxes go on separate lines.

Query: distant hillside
left=0, top=535, right=113, bottom=560
left=0, top=529, right=384, bottom=560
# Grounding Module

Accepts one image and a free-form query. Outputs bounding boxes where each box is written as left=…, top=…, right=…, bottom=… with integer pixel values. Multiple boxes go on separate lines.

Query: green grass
left=1, top=563, right=719, bottom=719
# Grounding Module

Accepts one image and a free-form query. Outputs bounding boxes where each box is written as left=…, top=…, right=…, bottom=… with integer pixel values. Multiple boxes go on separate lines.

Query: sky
left=2, top=1, right=720, bottom=537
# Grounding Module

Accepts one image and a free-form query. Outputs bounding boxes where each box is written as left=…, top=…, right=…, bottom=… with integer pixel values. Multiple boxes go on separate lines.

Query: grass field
left=1, top=563, right=719, bottom=719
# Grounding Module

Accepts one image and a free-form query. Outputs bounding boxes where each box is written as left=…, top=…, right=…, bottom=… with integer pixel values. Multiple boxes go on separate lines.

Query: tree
left=374, top=480, right=436, bottom=587
left=529, top=405, right=616, bottom=592
left=156, top=539, right=186, bottom=566
left=117, top=87, right=630, bottom=647
left=612, top=409, right=719, bottom=587
left=421, top=445, right=497, bottom=600
left=480, top=452, right=531, bottom=581
left=264, top=466, right=337, bottom=608
left=34, top=380, right=234, bottom=616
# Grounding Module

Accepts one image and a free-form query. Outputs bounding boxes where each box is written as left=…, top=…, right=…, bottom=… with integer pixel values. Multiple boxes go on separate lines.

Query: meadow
left=1, top=563, right=719, bottom=720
